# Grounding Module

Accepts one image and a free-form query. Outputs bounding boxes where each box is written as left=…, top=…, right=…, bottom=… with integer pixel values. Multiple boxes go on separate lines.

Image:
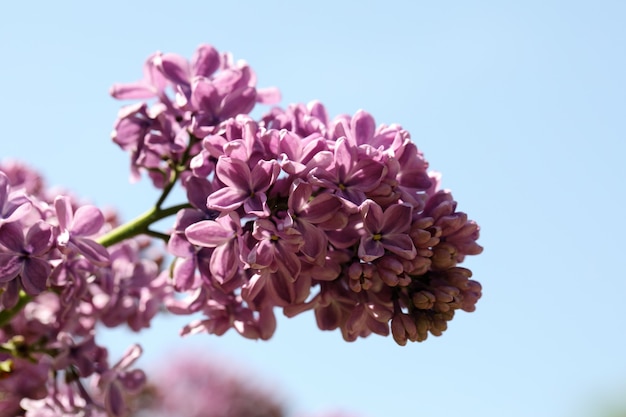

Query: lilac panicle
left=155, top=99, right=482, bottom=344
left=107, top=46, right=483, bottom=345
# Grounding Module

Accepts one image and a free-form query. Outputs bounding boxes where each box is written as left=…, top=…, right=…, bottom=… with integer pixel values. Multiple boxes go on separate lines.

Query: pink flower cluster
left=134, top=351, right=284, bottom=417
left=0, top=162, right=170, bottom=416
left=111, top=44, right=483, bottom=345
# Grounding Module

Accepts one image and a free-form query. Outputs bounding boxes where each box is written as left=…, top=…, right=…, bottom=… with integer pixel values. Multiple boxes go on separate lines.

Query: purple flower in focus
left=185, top=213, right=243, bottom=285
left=248, top=219, right=302, bottom=279
left=309, top=137, right=386, bottom=206
left=207, top=157, right=279, bottom=217
left=358, top=200, right=416, bottom=262
left=286, top=180, right=344, bottom=264
left=55, top=196, right=110, bottom=266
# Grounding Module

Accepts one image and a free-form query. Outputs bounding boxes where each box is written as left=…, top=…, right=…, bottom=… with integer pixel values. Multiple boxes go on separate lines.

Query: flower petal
left=20, top=257, right=50, bottom=294
left=71, top=205, right=105, bottom=236
left=206, top=187, right=247, bottom=212
left=185, top=220, right=232, bottom=247
left=109, top=82, right=156, bottom=100
left=243, top=193, right=269, bottom=217
left=360, top=199, right=384, bottom=234
left=192, top=44, right=220, bottom=78
left=351, top=110, right=376, bottom=146
left=72, top=238, right=110, bottom=266
left=210, top=240, right=239, bottom=284
left=215, top=157, right=251, bottom=190
left=0, top=222, right=24, bottom=252
left=0, top=253, right=21, bottom=282
left=25, top=221, right=52, bottom=255
left=54, top=196, right=73, bottom=231
left=154, top=52, right=190, bottom=87
left=301, top=193, right=342, bottom=224
left=381, top=203, right=413, bottom=235
left=382, top=234, right=417, bottom=260
left=358, top=236, right=384, bottom=262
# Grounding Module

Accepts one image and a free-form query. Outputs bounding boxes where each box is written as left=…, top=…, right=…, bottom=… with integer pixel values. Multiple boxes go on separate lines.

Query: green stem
left=97, top=203, right=190, bottom=248
left=155, top=169, right=178, bottom=209
left=0, top=292, right=31, bottom=327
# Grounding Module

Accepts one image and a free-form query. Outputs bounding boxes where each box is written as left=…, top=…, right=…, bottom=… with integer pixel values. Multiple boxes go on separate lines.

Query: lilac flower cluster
left=111, top=44, right=483, bottom=345
left=0, top=162, right=171, bottom=416
left=132, top=351, right=284, bottom=417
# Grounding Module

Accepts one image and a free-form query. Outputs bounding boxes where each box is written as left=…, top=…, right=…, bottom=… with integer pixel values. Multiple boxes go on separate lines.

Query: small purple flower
left=185, top=213, right=243, bottom=285
left=207, top=157, right=279, bottom=217
left=309, top=137, right=386, bottom=206
left=54, top=196, right=110, bottom=266
left=94, top=344, right=146, bottom=417
left=0, top=171, right=31, bottom=225
left=358, top=200, right=417, bottom=262
left=287, top=180, right=344, bottom=263
left=0, top=221, right=52, bottom=296
left=248, top=219, right=303, bottom=279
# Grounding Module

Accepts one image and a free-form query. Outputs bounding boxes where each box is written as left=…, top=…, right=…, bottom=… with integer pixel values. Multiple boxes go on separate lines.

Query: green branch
left=97, top=203, right=190, bottom=248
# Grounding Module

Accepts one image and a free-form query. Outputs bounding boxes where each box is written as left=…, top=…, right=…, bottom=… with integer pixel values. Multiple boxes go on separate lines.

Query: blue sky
left=2, top=1, right=626, bottom=416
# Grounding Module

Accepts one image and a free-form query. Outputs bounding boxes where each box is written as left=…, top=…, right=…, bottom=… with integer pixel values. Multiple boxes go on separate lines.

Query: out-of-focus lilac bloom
left=0, top=356, right=50, bottom=416
left=91, top=240, right=172, bottom=331
left=0, top=221, right=52, bottom=296
left=0, top=160, right=44, bottom=196
left=20, top=386, right=109, bottom=417
left=94, top=344, right=146, bottom=417
left=54, top=196, right=110, bottom=266
left=135, top=350, right=285, bottom=417
left=0, top=171, right=32, bottom=225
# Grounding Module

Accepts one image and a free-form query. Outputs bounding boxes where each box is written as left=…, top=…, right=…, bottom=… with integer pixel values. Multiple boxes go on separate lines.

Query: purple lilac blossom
left=0, top=162, right=169, bottom=416
left=132, top=351, right=284, bottom=417
left=110, top=44, right=280, bottom=187
left=110, top=45, right=483, bottom=345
